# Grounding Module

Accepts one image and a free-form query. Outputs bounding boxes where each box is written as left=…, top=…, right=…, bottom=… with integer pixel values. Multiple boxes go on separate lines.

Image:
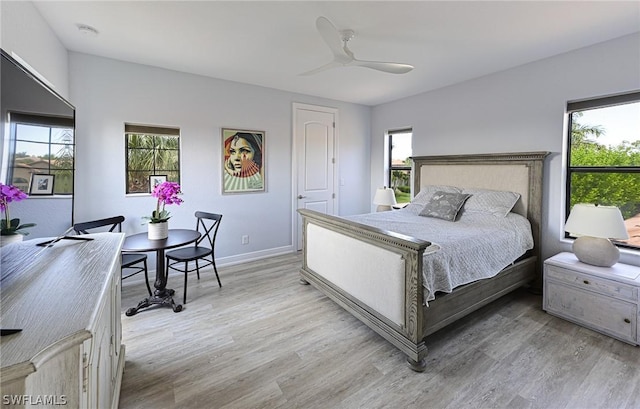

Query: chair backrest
left=194, top=211, right=222, bottom=249
left=73, top=215, right=126, bottom=235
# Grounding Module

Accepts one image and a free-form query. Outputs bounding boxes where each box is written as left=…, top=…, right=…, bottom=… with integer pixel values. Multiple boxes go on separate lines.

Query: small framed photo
left=222, top=128, right=265, bottom=194
left=149, top=175, right=167, bottom=192
left=29, top=174, right=55, bottom=195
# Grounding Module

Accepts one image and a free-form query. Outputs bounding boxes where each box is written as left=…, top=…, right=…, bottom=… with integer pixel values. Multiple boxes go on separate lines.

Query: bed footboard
left=297, top=152, right=547, bottom=372
left=298, top=209, right=432, bottom=370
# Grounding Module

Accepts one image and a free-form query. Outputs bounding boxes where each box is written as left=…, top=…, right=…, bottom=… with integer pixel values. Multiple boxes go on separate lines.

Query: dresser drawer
left=545, top=280, right=637, bottom=344
left=545, top=264, right=637, bottom=302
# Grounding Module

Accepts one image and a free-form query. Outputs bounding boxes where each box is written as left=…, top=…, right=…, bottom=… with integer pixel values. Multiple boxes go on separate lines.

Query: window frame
left=565, top=91, right=640, bottom=248
left=6, top=112, right=75, bottom=195
left=387, top=128, right=413, bottom=204
left=124, top=124, right=181, bottom=194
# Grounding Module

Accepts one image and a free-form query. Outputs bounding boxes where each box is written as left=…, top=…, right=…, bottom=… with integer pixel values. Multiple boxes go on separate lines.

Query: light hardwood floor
left=119, top=253, right=640, bottom=409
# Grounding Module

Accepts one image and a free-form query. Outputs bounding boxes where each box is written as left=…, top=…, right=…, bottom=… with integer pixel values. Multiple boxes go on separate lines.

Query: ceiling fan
left=301, top=16, right=414, bottom=76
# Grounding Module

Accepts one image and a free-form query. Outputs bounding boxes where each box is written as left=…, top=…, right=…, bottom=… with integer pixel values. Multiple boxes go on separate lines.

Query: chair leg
left=196, top=259, right=200, bottom=280
left=183, top=262, right=188, bottom=305
left=143, top=259, right=152, bottom=296
left=213, top=258, right=222, bottom=288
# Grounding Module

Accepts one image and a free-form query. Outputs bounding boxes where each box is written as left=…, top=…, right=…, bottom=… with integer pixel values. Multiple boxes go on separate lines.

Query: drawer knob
left=583, top=280, right=590, bottom=285
left=624, top=318, right=631, bottom=324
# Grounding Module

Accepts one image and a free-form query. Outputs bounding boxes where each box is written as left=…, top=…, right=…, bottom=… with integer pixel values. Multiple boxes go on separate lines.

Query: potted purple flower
left=0, top=183, right=36, bottom=246
left=144, top=181, right=183, bottom=239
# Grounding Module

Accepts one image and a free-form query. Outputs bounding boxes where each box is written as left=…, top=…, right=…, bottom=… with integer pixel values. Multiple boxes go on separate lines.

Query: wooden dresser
left=0, top=233, right=125, bottom=409
left=543, top=252, right=640, bottom=345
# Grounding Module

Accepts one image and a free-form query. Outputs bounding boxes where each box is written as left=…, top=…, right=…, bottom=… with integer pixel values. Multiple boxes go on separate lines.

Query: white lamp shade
left=564, top=204, right=629, bottom=240
left=373, top=187, right=397, bottom=206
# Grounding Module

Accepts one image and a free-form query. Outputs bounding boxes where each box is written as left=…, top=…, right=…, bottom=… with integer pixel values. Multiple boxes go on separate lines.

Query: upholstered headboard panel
left=418, top=163, right=530, bottom=217
left=412, top=152, right=549, bottom=264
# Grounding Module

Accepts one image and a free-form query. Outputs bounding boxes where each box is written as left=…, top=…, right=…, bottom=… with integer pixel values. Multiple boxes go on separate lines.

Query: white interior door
left=293, top=104, right=337, bottom=250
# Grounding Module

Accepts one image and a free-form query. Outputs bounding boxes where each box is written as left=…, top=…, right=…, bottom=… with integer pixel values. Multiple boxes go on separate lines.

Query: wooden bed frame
left=298, top=151, right=549, bottom=371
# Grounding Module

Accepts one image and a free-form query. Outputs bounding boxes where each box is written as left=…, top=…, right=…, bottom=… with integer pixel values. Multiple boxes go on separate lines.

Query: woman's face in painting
left=228, top=137, right=255, bottom=170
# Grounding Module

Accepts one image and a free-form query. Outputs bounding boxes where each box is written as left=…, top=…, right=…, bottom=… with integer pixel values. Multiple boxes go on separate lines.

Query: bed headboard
left=412, top=151, right=549, bottom=266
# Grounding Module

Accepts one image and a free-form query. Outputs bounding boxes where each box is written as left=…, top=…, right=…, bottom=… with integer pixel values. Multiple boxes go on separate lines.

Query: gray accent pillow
left=461, top=188, right=521, bottom=217
left=405, top=185, right=462, bottom=214
left=419, top=191, right=471, bottom=221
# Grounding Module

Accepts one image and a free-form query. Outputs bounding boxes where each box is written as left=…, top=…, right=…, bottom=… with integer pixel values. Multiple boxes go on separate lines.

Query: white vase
left=0, top=234, right=24, bottom=247
left=148, top=221, right=169, bottom=240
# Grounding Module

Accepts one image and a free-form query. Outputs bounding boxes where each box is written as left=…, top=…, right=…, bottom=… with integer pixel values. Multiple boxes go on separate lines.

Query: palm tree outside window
left=125, top=124, right=180, bottom=194
left=6, top=112, right=74, bottom=195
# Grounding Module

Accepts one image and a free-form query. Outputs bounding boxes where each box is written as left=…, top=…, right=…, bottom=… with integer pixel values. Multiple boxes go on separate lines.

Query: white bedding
left=345, top=208, right=534, bottom=302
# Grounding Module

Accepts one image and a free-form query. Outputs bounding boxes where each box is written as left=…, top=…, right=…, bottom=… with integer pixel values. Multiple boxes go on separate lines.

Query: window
left=566, top=91, right=640, bottom=249
left=388, top=129, right=412, bottom=204
left=125, top=124, right=180, bottom=194
left=6, top=113, right=74, bottom=194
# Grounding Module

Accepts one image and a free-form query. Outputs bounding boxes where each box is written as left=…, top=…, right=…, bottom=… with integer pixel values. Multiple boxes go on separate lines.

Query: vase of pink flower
left=144, top=181, right=183, bottom=240
left=0, top=183, right=36, bottom=247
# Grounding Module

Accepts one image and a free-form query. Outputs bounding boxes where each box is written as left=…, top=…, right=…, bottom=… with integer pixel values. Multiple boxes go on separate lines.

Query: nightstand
left=543, top=252, right=640, bottom=345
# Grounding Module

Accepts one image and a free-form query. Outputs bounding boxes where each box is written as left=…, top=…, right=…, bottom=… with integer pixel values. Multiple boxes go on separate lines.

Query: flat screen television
left=0, top=49, right=75, bottom=239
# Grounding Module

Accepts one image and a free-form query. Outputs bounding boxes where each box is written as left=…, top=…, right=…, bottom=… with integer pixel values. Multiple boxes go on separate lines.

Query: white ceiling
left=33, top=1, right=640, bottom=106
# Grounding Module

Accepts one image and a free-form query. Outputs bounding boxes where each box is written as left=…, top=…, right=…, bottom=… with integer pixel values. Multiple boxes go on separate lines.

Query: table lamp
left=373, top=187, right=397, bottom=212
left=564, top=203, right=629, bottom=267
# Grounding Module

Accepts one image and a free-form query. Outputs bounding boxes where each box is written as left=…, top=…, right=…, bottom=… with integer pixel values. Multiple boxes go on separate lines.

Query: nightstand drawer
left=545, top=264, right=637, bottom=302
left=545, top=280, right=637, bottom=344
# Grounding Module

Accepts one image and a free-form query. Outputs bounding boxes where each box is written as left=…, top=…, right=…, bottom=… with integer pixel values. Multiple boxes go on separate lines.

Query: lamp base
left=572, top=236, right=619, bottom=267
left=376, top=205, right=392, bottom=212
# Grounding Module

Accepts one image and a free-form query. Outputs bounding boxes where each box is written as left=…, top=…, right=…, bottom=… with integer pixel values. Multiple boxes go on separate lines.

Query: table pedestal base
left=125, top=289, right=182, bottom=316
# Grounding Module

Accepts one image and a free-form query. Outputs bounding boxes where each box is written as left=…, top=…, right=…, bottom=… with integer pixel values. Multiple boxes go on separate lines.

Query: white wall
left=1, top=1, right=73, bottom=238
left=1, top=0, right=371, bottom=264
left=70, top=53, right=371, bottom=263
left=371, top=33, right=640, bottom=265
left=0, top=1, right=69, bottom=99
left=6, top=0, right=639, bottom=266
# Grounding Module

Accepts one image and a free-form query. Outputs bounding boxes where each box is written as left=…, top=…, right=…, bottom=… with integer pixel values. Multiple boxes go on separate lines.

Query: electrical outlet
left=241, top=235, right=249, bottom=245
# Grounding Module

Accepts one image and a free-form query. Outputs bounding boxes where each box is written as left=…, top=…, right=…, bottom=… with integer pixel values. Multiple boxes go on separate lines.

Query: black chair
left=73, top=215, right=152, bottom=296
left=165, top=211, right=222, bottom=304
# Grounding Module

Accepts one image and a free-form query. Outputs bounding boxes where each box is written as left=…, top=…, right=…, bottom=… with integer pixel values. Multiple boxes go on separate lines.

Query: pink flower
left=0, top=183, right=28, bottom=212
left=152, top=181, right=183, bottom=206
left=1, top=183, right=35, bottom=236
left=147, top=181, right=183, bottom=223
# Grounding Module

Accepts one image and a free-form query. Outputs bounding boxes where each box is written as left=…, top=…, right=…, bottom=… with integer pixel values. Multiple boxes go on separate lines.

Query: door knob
left=297, top=195, right=307, bottom=199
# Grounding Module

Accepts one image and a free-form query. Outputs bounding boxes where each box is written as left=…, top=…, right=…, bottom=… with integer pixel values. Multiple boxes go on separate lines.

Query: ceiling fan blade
left=351, top=60, right=414, bottom=74
left=315, top=17, right=349, bottom=60
left=309, top=16, right=414, bottom=75
left=299, top=61, right=342, bottom=76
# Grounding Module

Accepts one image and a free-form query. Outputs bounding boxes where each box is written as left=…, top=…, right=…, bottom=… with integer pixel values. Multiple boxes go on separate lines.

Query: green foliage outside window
left=391, top=160, right=412, bottom=203
left=9, top=121, right=74, bottom=195
left=126, top=132, right=180, bottom=193
left=569, top=111, right=640, bottom=220
left=389, top=130, right=412, bottom=204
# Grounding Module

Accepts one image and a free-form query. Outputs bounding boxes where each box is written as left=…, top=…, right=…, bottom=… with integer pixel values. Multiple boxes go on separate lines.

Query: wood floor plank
left=118, top=252, right=640, bottom=409
left=565, top=354, right=639, bottom=409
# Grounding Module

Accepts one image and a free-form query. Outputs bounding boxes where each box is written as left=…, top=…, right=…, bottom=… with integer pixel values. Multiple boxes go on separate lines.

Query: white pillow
left=460, top=188, right=521, bottom=218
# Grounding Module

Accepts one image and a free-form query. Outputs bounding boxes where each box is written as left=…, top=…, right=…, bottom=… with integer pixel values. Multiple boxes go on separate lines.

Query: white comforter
left=345, top=208, right=534, bottom=302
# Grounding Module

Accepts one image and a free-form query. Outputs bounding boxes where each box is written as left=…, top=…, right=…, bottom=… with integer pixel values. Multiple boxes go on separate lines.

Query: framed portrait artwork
left=29, top=174, right=55, bottom=195
left=149, top=175, right=167, bottom=192
left=221, top=128, right=265, bottom=194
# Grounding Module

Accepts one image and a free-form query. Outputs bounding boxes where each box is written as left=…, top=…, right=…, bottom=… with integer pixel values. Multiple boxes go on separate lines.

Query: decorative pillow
left=419, top=191, right=471, bottom=221
left=405, top=185, right=462, bottom=214
left=461, top=188, right=521, bottom=218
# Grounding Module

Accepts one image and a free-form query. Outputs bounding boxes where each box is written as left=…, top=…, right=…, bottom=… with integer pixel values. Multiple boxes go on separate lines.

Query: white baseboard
left=216, top=245, right=295, bottom=267
left=121, top=245, right=296, bottom=288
